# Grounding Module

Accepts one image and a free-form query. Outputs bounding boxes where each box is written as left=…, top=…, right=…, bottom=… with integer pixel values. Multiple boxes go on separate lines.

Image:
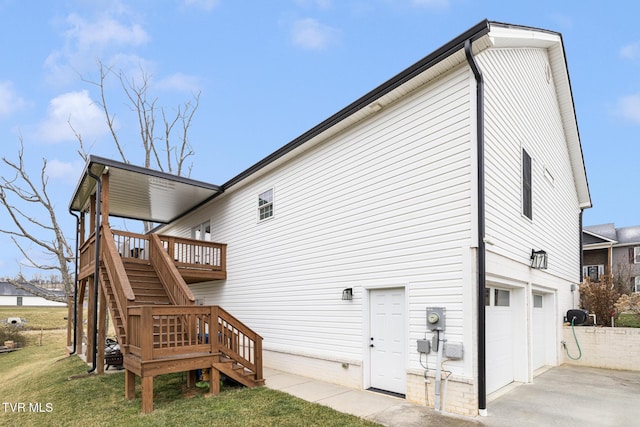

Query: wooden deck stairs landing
left=94, top=226, right=263, bottom=413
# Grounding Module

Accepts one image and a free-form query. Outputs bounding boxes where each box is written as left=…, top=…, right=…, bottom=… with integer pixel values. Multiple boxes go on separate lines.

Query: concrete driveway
left=481, top=365, right=640, bottom=426
left=265, top=365, right=640, bottom=426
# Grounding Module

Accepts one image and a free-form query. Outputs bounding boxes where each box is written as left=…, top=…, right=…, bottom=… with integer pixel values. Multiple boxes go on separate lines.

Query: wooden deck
left=79, top=229, right=227, bottom=283
left=70, top=223, right=262, bottom=413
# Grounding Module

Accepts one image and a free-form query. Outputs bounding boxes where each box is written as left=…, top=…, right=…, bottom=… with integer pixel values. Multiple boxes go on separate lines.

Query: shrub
left=0, top=325, right=27, bottom=348
left=615, top=293, right=640, bottom=316
left=580, top=277, right=619, bottom=327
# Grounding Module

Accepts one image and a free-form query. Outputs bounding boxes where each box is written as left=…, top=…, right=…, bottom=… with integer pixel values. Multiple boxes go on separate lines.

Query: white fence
left=562, top=326, right=640, bottom=371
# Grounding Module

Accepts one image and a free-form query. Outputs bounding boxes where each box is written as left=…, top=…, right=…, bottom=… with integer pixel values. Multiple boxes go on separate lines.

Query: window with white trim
left=634, top=247, right=640, bottom=264
left=635, top=277, right=640, bottom=293
left=583, top=264, right=604, bottom=282
left=258, top=189, right=274, bottom=221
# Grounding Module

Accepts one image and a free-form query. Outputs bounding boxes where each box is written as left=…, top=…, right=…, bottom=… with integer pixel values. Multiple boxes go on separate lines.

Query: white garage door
left=485, top=287, right=514, bottom=393
left=532, top=293, right=546, bottom=370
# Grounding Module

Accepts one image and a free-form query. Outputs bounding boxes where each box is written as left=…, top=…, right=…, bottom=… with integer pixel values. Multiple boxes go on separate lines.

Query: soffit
left=69, top=156, right=221, bottom=224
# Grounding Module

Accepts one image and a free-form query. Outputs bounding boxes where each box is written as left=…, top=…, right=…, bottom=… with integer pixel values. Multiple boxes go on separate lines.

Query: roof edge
left=69, top=155, right=222, bottom=213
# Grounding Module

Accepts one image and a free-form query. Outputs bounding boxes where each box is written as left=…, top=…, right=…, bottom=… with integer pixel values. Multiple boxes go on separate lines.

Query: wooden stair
left=94, top=227, right=263, bottom=413
left=214, top=355, right=266, bottom=388
left=125, top=261, right=172, bottom=306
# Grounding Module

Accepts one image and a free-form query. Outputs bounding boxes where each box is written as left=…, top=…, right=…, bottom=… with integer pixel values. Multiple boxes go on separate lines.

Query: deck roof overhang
left=69, top=155, right=221, bottom=223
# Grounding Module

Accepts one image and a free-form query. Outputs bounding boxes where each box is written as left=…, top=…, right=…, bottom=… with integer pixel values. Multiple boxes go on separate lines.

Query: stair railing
left=100, top=224, right=136, bottom=341
left=126, top=305, right=263, bottom=381
left=214, top=306, right=263, bottom=382
left=149, top=233, right=195, bottom=307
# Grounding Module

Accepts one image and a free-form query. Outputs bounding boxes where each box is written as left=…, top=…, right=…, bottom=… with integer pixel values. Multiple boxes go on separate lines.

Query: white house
left=77, top=20, right=590, bottom=416
left=0, top=281, right=66, bottom=307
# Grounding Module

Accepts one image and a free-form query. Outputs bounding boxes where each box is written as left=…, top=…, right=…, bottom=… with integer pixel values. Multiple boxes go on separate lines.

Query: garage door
left=485, top=287, right=514, bottom=393
left=532, top=293, right=546, bottom=370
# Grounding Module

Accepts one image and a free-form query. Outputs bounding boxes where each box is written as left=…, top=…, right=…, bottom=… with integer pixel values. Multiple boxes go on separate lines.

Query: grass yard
left=0, top=308, right=379, bottom=427
left=617, top=313, right=640, bottom=328
left=0, top=306, right=69, bottom=330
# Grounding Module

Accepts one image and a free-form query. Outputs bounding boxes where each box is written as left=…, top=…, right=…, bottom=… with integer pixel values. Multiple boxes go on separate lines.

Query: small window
left=533, top=294, right=543, bottom=308
left=635, top=247, right=640, bottom=264
left=258, top=189, right=274, bottom=221
left=16, top=296, right=23, bottom=307
left=495, top=289, right=510, bottom=307
left=484, top=288, right=490, bottom=306
left=635, top=277, right=640, bottom=293
left=522, top=148, right=532, bottom=220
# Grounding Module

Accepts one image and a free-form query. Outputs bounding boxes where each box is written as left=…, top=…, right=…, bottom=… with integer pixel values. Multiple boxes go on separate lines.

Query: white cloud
left=36, top=90, right=111, bottom=143
left=617, top=93, right=640, bottom=124
left=291, top=18, right=340, bottom=50
left=45, top=12, right=151, bottom=85
left=183, top=0, right=220, bottom=11
left=0, top=81, right=26, bottom=117
left=65, top=13, right=150, bottom=51
left=46, top=159, right=85, bottom=184
left=620, top=42, right=640, bottom=60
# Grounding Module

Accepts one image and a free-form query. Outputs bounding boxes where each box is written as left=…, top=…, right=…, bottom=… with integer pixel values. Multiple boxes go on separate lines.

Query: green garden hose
left=562, top=317, right=582, bottom=360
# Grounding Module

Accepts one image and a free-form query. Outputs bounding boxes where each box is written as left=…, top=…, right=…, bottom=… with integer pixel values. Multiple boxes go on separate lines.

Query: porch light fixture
left=342, top=288, right=353, bottom=301
left=530, top=249, right=548, bottom=269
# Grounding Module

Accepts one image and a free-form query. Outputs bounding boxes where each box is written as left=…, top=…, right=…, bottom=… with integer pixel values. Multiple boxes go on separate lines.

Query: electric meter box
left=426, top=307, right=445, bottom=331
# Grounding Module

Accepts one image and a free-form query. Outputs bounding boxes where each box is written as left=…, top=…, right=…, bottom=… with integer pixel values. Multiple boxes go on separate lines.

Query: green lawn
left=617, top=312, right=640, bottom=328
left=0, top=310, right=379, bottom=427
left=0, top=306, right=69, bottom=330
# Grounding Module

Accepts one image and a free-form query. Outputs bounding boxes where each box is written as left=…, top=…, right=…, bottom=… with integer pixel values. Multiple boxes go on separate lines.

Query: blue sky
left=0, top=0, right=638, bottom=279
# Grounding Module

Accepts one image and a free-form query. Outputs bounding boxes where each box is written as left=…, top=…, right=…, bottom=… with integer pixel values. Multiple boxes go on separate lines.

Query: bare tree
left=0, top=140, right=73, bottom=302
left=78, top=61, right=199, bottom=178
left=612, top=259, right=634, bottom=295
left=1, top=62, right=201, bottom=301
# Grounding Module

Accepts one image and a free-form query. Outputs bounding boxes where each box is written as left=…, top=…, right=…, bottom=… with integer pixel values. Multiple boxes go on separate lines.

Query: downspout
left=68, top=210, right=81, bottom=355
left=87, top=169, right=102, bottom=374
left=464, top=38, right=487, bottom=416
left=579, top=209, right=584, bottom=281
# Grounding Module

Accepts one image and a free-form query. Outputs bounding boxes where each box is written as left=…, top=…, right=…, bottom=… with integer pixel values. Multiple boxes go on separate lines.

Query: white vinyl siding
left=480, top=47, right=581, bottom=281
left=161, top=66, right=473, bottom=373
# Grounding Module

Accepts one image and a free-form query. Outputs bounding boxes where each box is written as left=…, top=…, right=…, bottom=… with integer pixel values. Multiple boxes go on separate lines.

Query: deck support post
left=125, top=370, right=136, bottom=399
left=142, top=376, right=154, bottom=413
left=207, top=366, right=220, bottom=397
left=97, top=285, right=107, bottom=374
left=86, top=277, right=96, bottom=365
left=187, top=370, right=197, bottom=388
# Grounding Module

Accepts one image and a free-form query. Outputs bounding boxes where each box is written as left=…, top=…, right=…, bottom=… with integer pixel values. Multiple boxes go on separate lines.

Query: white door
left=485, top=287, right=514, bottom=393
left=369, top=288, right=406, bottom=395
left=532, top=293, right=546, bottom=370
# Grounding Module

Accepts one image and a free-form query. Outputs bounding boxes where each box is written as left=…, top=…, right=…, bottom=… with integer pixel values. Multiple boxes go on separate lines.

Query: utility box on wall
left=426, top=307, right=445, bottom=331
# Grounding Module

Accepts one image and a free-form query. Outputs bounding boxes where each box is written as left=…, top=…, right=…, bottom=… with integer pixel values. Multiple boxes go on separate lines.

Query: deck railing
left=126, top=305, right=263, bottom=380
left=78, top=229, right=226, bottom=280
left=158, top=235, right=226, bottom=272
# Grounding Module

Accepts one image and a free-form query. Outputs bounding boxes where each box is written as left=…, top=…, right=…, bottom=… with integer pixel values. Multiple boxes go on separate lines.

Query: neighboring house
left=69, top=20, right=591, bottom=416
left=583, top=223, right=640, bottom=291
left=0, top=281, right=66, bottom=307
